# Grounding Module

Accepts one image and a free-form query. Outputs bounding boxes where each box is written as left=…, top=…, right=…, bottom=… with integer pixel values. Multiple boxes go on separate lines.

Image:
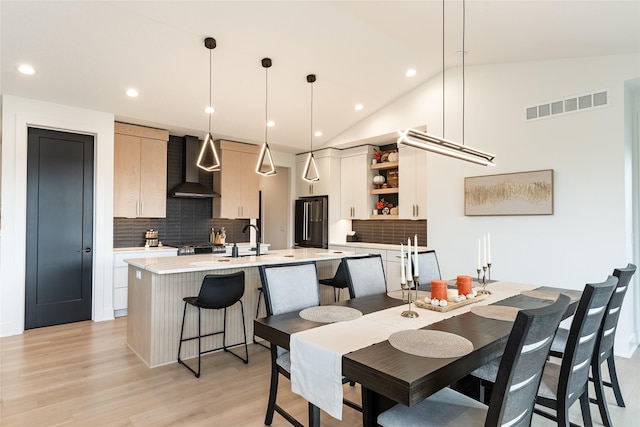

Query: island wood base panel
left=127, top=260, right=340, bottom=367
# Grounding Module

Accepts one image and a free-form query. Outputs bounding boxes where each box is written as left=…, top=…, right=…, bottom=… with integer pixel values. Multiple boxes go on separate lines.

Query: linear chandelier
left=197, top=36, right=221, bottom=172
left=397, top=128, right=495, bottom=166
left=256, top=57, right=277, bottom=176
left=398, top=0, right=495, bottom=167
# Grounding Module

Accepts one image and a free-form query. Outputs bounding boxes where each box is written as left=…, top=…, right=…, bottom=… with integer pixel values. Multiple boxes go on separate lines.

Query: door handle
left=77, top=247, right=92, bottom=253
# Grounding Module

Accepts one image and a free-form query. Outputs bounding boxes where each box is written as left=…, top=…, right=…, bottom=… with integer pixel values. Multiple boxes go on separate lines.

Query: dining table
left=253, top=280, right=581, bottom=427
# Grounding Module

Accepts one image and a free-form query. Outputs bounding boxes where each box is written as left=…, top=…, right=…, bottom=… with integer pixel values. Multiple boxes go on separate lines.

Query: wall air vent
left=525, top=90, right=609, bottom=121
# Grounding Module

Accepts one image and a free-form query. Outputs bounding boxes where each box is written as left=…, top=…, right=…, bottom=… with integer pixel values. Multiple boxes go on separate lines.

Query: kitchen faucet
left=242, top=224, right=261, bottom=256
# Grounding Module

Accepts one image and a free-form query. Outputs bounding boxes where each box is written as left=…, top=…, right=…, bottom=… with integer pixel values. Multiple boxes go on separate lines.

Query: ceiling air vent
left=525, top=90, right=609, bottom=121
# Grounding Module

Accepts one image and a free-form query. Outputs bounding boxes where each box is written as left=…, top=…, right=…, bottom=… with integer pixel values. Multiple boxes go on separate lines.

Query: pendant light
left=302, top=74, right=319, bottom=182
left=397, top=0, right=495, bottom=166
left=196, top=36, right=222, bottom=172
left=256, top=58, right=277, bottom=176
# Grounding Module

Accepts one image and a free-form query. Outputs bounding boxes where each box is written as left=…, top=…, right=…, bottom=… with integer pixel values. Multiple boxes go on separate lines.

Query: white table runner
left=290, top=281, right=537, bottom=420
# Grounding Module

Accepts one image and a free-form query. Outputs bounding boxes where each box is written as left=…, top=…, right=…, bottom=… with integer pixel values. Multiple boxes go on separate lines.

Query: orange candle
left=431, top=280, right=448, bottom=300
left=456, top=275, right=473, bottom=295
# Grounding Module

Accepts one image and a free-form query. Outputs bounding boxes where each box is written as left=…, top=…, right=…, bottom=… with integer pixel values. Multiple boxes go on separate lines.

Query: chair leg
left=591, top=359, right=613, bottom=427
left=254, top=288, right=269, bottom=349
left=580, top=390, right=593, bottom=427
left=264, top=347, right=279, bottom=425
left=308, top=402, right=320, bottom=427
left=606, top=353, right=626, bottom=407
left=177, top=302, right=202, bottom=378
left=196, top=307, right=201, bottom=378
left=222, top=303, right=249, bottom=364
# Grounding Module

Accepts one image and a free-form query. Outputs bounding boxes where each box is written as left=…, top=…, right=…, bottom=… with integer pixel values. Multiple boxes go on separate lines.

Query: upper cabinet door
left=213, top=140, right=260, bottom=219
left=113, top=123, right=168, bottom=218
left=398, top=145, right=427, bottom=219
left=340, top=147, right=375, bottom=220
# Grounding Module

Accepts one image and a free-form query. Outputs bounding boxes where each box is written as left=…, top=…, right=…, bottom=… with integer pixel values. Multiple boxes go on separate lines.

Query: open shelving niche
left=370, top=156, right=399, bottom=219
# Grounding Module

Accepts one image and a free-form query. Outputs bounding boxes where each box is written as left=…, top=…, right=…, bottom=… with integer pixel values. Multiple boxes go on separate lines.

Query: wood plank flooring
left=1, top=317, right=638, bottom=426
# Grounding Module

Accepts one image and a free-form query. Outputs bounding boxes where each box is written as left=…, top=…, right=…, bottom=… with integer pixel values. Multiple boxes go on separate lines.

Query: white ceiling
left=2, top=1, right=639, bottom=153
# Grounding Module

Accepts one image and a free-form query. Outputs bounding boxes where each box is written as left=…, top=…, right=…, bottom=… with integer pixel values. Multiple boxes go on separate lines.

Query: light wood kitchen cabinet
left=398, top=145, right=427, bottom=219
left=114, top=122, right=168, bottom=218
left=340, top=146, right=375, bottom=219
left=213, top=140, right=260, bottom=219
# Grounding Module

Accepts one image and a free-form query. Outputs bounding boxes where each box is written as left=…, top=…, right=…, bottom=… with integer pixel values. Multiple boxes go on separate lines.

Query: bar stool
left=319, top=259, right=349, bottom=302
left=177, top=271, right=249, bottom=378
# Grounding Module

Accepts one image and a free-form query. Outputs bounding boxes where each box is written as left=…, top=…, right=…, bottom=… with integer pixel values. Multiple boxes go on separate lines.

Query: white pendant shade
left=196, top=133, right=221, bottom=172
left=256, top=142, right=276, bottom=176
left=302, top=152, right=319, bottom=182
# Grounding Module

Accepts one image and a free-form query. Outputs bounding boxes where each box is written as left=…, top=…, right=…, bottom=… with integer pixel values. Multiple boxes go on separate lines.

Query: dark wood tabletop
left=253, top=286, right=579, bottom=427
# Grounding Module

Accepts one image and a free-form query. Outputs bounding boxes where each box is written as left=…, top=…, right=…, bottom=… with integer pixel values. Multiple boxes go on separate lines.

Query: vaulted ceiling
left=2, top=1, right=639, bottom=153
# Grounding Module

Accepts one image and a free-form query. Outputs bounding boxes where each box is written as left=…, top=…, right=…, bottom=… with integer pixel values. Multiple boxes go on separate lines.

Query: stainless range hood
left=168, top=135, right=220, bottom=198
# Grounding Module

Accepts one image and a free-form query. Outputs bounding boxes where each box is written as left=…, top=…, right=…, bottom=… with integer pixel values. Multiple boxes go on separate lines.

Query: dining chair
left=414, top=250, right=441, bottom=290
left=343, top=254, right=387, bottom=298
left=549, top=263, right=636, bottom=427
left=319, top=259, right=349, bottom=302
left=378, top=294, right=571, bottom=427
left=472, top=276, right=618, bottom=427
left=259, top=261, right=321, bottom=427
left=177, top=271, right=248, bottom=378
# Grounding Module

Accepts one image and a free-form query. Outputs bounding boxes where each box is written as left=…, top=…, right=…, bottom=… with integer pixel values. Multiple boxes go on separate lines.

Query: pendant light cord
left=462, top=0, right=466, bottom=146
left=310, top=80, right=314, bottom=153
left=442, top=0, right=445, bottom=139
left=208, top=48, right=212, bottom=134
left=265, top=66, right=269, bottom=144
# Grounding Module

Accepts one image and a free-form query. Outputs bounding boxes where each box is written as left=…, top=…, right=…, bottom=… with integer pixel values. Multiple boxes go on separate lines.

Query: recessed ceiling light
left=354, top=104, right=364, bottom=111
left=204, top=106, right=215, bottom=114
left=406, top=69, right=416, bottom=77
left=314, top=131, right=322, bottom=137
left=18, top=64, right=35, bottom=75
left=267, top=120, right=275, bottom=127
left=125, top=88, right=139, bottom=97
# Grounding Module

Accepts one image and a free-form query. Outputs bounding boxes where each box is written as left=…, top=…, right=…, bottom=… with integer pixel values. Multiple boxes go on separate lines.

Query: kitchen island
left=125, top=248, right=356, bottom=367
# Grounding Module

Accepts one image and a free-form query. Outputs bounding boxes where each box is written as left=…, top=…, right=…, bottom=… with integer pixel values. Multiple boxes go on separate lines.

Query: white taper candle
left=400, top=243, right=406, bottom=284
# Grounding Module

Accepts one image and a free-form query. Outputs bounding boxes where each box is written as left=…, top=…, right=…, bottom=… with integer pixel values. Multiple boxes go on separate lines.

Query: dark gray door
left=25, top=128, right=94, bottom=329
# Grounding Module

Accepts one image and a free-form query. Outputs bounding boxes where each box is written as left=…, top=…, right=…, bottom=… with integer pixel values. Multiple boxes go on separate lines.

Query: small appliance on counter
left=145, top=229, right=159, bottom=247
left=346, top=231, right=358, bottom=242
left=166, top=242, right=227, bottom=256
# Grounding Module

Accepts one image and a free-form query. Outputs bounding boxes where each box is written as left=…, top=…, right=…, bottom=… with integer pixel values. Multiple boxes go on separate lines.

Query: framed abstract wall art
left=464, top=169, right=554, bottom=216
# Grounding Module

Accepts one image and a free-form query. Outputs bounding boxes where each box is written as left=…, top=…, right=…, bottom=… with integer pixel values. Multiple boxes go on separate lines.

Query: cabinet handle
left=415, top=205, right=419, bottom=217
left=309, top=184, right=313, bottom=195
left=140, top=201, right=144, bottom=216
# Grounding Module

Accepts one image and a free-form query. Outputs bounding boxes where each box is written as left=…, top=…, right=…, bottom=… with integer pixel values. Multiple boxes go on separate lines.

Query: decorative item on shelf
left=374, top=149, right=382, bottom=163
left=373, top=172, right=385, bottom=188
left=387, top=169, right=399, bottom=187
left=376, top=200, right=384, bottom=211
left=388, top=151, right=399, bottom=162
left=390, top=206, right=398, bottom=215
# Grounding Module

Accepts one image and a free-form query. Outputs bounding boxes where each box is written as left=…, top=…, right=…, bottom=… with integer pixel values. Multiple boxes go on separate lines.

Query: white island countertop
left=125, top=247, right=356, bottom=275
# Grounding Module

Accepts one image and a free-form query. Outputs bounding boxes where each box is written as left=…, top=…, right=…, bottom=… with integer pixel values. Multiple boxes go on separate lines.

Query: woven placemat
left=522, top=289, right=580, bottom=302
left=299, top=306, right=363, bottom=323
left=471, top=305, right=520, bottom=322
left=388, top=330, right=474, bottom=358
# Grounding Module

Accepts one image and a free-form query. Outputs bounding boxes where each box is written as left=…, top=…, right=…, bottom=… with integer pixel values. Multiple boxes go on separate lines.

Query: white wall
left=1, top=95, right=115, bottom=337
left=327, top=54, right=640, bottom=357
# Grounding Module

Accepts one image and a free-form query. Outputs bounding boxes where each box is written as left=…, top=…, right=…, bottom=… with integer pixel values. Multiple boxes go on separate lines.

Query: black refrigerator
left=295, top=196, right=328, bottom=248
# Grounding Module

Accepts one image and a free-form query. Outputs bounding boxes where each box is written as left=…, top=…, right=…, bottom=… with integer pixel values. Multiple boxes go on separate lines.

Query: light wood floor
left=1, top=317, right=638, bottom=426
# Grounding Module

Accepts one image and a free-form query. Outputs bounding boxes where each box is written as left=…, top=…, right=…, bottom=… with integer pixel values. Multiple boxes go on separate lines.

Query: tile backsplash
left=351, top=219, right=427, bottom=246
left=113, top=135, right=250, bottom=247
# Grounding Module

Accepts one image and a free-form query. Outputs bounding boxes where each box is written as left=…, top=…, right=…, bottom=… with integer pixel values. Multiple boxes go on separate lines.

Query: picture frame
left=464, top=169, right=554, bottom=216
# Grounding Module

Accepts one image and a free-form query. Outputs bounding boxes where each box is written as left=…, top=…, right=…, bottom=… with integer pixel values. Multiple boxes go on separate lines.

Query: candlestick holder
left=487, top=262, right=492, bottom=282
left=478, top=266, right=492, bottom=295
left=401, top=280, right=410, bottom=303
left=476, top=268, right=482, bottom=283
left=413, top=275, right=419, bottom=301
left=401, top=278, right=419, bottom=318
